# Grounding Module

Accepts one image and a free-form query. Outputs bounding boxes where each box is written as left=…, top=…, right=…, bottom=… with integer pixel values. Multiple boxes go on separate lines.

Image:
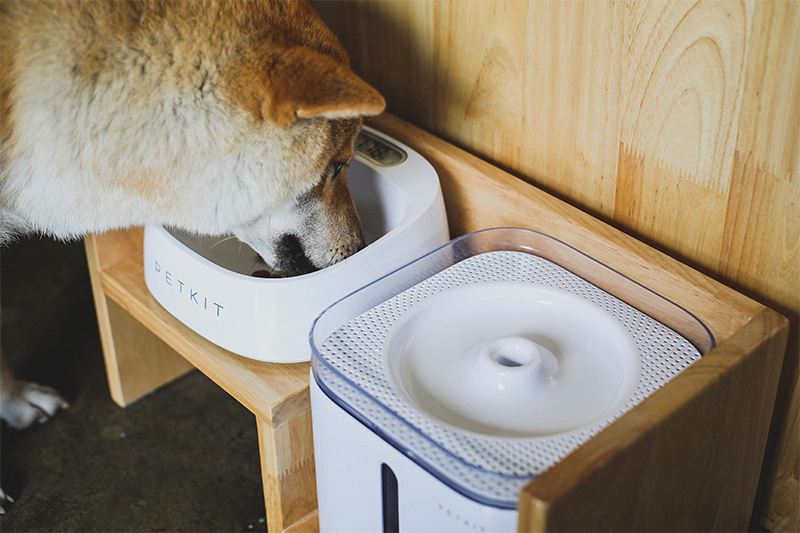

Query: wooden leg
left=257, top=408, right=318, bottom=533
left=85, top=234, right=193, bottom=407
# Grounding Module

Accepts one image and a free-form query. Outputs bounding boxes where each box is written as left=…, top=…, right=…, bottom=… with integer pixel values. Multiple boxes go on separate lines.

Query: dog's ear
left=265, top=47, right=385, bottom=127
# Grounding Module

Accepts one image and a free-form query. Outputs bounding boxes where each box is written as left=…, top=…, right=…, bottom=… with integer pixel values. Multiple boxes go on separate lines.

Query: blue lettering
left=156, top=267, right=225, bottom=316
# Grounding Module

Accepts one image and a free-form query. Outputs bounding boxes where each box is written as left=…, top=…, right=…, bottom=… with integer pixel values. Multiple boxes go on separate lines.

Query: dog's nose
left=274, top=234, right=318, bottom=276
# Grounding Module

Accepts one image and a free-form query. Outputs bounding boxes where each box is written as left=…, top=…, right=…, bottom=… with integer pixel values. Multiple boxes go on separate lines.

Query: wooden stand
left=85, top=113, right=788, bottom=532
left=85, top=230, right=318, bottom=532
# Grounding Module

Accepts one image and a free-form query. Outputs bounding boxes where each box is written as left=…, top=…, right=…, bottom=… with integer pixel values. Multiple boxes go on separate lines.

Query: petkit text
left=153, top=261, right=225, bottom=317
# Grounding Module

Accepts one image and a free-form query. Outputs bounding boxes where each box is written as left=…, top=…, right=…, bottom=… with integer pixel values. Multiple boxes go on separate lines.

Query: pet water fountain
left=143, top=127, right=449, bottom=362
left=310, top=228, right=714, bottom=531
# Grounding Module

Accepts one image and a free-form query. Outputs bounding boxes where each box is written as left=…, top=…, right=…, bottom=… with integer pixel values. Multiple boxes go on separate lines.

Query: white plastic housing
left=310, top=228, right=712, bottom=522
left=311, top=375, right=517, bottom=533
left=143, top=127, right=449, bottom=362
left=385, top=282, right=641, bottom=437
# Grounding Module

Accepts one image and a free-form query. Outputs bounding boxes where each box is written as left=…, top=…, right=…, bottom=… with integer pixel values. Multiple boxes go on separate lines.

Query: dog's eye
left=327, top=161, right=348, bottom=181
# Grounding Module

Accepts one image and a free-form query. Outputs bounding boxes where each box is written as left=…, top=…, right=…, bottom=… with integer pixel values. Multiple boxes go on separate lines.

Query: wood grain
left=725, top=5, right=800, bottom=528
left=314, top=3, right=800, bottom=527
left=85, top=233, right=193, bottom=406
left=98, top=251, right=310, bottom=424
left=257, top=410, right=318, bottom=532
left=369, top=113, right=762, bottom=345
left=283, top=511, right=318, bottom=533
left=519, top=308, right=787, bottom=531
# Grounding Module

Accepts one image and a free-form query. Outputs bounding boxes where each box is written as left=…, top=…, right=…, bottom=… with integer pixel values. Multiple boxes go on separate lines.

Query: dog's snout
left=274, top=234, right=318, bottom=276
left=351, top=236, right=366, bottom=256
left=355, top=232, right=366, bottom=252
left=326, top=233, right=365, bottom=267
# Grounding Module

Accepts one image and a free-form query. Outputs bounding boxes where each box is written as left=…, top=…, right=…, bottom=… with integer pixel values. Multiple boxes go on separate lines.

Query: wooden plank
left=369, top=113, right=764, bottom=345
left=518, top=308, right=788, bottom=531
left=617, top=1, right=750, bottom=190
left=522, top=0, right=623, bottom=216
left=313, top=1, right=436, bottom=131
left=725, top=5, right=800, bottom=528
left=431, top=0, right=528, bottom=172
left=98, top=251, right=310, bottom=424
left=283, top=511, right=318, bottom=533
left=103, top=299, right=194, bottom=405
left=87, top=228, right=144, bottom=270
left=85, top=234, right=193, bottom=406
left=257, top=411, right=318, bottom=533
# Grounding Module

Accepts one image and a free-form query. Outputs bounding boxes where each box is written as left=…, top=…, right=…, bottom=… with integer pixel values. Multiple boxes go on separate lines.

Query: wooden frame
left=85, top=113, right=787, bottom=532
left=85, top=230, right=318, bottom=532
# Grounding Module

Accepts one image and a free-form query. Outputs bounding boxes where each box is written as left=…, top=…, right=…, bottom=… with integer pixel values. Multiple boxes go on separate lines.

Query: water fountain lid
left=385, top=282, right=640, bottom=438
left=311, top=228, right=709, bottom=509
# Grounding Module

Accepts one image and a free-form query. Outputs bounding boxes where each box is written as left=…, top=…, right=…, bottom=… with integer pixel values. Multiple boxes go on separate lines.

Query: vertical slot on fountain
left=381, top=463, right=399, bottom=533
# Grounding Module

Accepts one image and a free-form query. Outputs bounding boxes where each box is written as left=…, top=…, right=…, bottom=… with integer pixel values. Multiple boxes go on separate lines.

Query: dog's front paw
left=0, top=486, right=13, bottom=514
left=0, top=380, right=68, bottom=429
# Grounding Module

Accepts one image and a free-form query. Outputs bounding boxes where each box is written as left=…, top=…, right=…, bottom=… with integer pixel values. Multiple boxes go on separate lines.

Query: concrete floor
left=1, top=237, right=267, bottom=531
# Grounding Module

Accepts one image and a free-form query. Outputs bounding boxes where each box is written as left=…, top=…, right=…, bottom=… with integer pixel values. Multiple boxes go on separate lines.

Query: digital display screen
left=355, top=131, right=407, bottom=167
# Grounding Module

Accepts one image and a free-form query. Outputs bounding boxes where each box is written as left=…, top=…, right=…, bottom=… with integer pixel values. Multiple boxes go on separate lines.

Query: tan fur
left=264, top=47, right=385, bottom=126
left=0, top=0, right=384, bottom=273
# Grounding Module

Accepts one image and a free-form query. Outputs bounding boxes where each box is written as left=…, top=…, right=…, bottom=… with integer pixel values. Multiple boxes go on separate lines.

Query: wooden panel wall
left=311, top=1, right=799, bottom=530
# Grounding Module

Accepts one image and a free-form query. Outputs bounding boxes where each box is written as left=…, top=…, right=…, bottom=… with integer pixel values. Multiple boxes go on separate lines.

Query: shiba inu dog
left=0, top=0, right=385, bottom=509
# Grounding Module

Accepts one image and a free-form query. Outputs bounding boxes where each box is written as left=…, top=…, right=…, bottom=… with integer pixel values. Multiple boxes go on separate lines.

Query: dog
left=0, top=0, right=385, bottom=510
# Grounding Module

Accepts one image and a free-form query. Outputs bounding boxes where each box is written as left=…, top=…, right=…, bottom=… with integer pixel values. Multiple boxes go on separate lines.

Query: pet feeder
left=142, top=127, right=449, bottom=362
left=310, top=228, right=714, bottom=531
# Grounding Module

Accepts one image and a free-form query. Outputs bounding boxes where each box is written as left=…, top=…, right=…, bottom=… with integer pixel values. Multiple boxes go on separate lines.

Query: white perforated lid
left=310, top=229, right=711, bottom=509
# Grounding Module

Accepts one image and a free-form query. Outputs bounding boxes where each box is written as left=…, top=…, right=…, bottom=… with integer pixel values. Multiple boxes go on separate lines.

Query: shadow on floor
left=1, top=236, right=266, bottom=532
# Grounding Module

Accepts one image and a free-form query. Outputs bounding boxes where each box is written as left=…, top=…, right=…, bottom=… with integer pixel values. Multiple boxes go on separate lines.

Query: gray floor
left=1, top=236, right=267, bottom=532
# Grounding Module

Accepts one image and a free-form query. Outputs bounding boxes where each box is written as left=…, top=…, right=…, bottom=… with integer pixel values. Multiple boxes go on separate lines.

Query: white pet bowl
left=143, top=127, right=449, bottom=362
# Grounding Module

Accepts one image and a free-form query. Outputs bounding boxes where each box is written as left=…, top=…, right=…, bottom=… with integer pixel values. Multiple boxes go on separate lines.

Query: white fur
left=1, top=3, right=372, bottom=271
left=0, top=377, right=68, bottom=429
left=3, top=56, right=329, bottom=241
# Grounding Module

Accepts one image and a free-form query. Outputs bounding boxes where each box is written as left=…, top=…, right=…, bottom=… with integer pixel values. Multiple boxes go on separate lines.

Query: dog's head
left=232, top=117, right=372, bottom=277
left=219, top=6, right=384, bottom=276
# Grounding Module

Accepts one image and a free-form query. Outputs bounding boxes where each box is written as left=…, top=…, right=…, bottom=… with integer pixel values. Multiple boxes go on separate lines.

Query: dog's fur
left=0, top=0, right=385, bottom=508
